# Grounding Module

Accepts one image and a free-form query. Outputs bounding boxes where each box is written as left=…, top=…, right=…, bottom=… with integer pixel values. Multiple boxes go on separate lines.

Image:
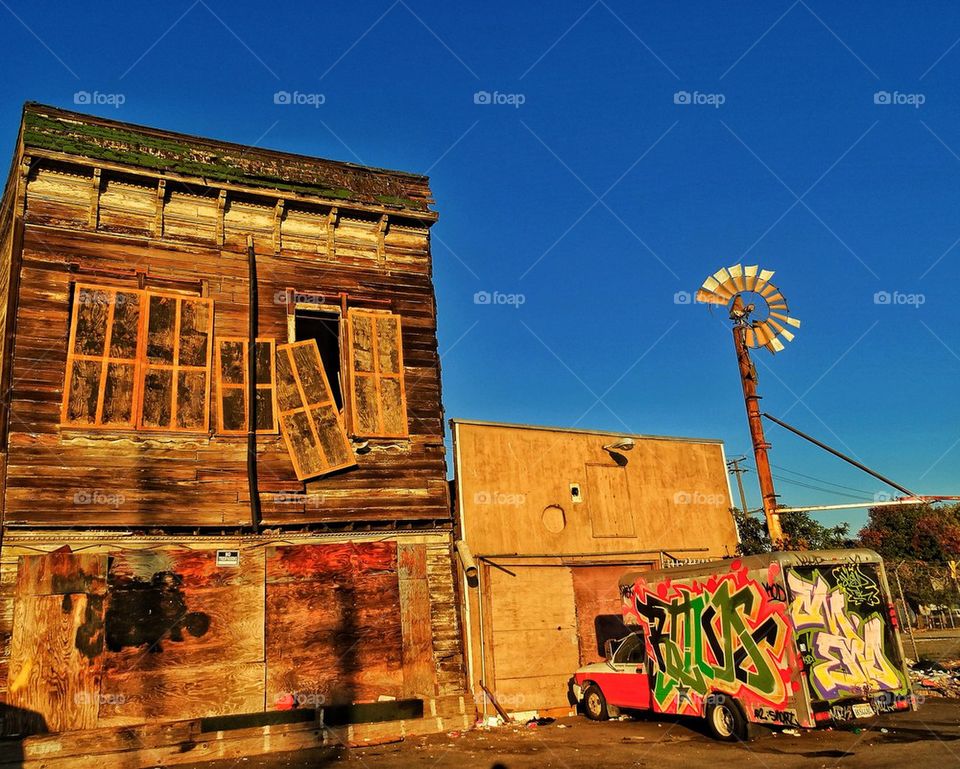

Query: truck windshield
left=613, top=633, right=645, bottom=664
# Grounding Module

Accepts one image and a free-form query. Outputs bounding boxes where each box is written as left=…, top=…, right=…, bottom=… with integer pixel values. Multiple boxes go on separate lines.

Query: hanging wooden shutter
left=276, top=340, right=355, bottom=480
left=139, top=292, right=213, bottom=431
left=62, top=283, right=145, bottom=428
left=346, top=309, right=409, bottom=437
left=215, top=338, right=278, bottom=434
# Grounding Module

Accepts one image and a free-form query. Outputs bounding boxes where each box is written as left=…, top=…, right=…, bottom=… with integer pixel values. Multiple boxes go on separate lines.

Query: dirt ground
left=910, top=628, right=960, bottom=664
left=189, top=698, right=960, bottom=769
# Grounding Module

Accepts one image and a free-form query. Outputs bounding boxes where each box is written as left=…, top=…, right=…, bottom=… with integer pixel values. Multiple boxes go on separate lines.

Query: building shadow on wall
left=0, top=704, right=48, bottom=768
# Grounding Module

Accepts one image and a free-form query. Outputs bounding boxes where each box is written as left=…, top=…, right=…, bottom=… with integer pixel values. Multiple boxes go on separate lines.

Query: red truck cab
left=572, top=633, right=650, bottom=716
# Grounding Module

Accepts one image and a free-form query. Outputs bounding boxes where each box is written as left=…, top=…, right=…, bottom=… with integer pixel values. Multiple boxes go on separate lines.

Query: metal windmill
left=696, top=265, right=800, bottom=543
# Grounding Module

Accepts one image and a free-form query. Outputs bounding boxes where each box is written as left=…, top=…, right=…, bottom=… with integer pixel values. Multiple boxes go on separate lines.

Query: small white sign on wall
left=216, top=549, right=240, bottom=567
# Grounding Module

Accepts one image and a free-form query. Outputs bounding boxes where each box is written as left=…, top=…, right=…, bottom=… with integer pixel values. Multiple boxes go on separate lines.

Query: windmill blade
left=745, top=327, right=757, bottom=347
left=728, top=264, right=746, bottom=292
left=700, top=276, right=721, bottom=293
left=766, top=337, right=786, bottom=353
left=744, top=265, right=760, bottom=291
left=696, top=289, right=728, bottom=305
left=753, top=323, right=775, bottom=347
left=713, top=267, right=733, bottom=286
left=758, top=269, right=775, bottom=283
left=765, top=317, right=796, bottom=342
left=769, top=311, right=800, bottom=328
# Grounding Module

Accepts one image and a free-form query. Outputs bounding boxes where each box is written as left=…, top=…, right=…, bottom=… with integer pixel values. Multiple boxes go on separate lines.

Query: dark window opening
left=295, top=309, right=343, bottom=410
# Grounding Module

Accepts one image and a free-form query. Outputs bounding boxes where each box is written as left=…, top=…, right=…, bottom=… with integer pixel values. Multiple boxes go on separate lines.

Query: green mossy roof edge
left=21, top=109, right=430, bottom=212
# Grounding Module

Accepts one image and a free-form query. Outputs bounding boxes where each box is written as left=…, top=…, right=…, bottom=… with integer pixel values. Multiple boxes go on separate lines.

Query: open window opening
left=294, top=308, right=343, bottom=411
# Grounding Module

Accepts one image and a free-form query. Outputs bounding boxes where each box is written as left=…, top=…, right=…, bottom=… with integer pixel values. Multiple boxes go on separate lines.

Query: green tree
left=732, top=507, right=852, bottom=556
left=732, top=508, right=769, bottom=555
left=859, top=502, right=960, bottom=563
left=858, top=503, right=960, bottom=614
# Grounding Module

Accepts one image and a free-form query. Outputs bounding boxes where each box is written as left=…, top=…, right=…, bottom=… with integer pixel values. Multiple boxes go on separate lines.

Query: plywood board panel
left=585, top=464, right=635, bottom=538
left=96, top=661, right=265, bottom=726
left=7, top=593, right=104, bottom=732
left=485, top=566, right=580, bottom=712
left=16, top=552, right=107, bottom=597
left=453, top=421, right=737, bottom=558
left=400, top=576, right=434, bottom=698
left=265, top=543, right=404, bottom=708
left=103, top=550, right=265, bottom=673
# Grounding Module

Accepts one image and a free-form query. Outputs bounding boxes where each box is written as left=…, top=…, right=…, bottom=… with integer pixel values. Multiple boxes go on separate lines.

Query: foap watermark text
left=474, top=290, right=525, bottom=308
left=674, top=90, right=725, bottom=108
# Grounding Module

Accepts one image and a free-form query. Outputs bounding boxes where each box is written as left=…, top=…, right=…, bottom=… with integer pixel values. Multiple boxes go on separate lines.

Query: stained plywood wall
left=454, top=422, right=738, bottom=558
left=0, top=539, right=465, bottom=735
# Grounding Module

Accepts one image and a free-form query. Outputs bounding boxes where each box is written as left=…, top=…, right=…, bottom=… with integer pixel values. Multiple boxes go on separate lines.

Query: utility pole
left=732, top=323, right=783, bottom=544
left=727, top=456, right=750, bottom=515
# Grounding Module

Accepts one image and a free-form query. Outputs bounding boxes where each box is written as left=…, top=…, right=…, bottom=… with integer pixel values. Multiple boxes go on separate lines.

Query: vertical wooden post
left=273, top=199, right=284, bottom=254
left=154, top=179, right=166, bottom=238
left=89, top=168, right=102, bottom=230
left=216, top=189, right=227, bottom=246
left=732, top=325, right=783, bottom=544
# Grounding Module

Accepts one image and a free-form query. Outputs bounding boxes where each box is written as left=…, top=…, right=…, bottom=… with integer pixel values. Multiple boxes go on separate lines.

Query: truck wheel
left=583, top=684, right=609, bottom=721
left=705, top=694, right=749, bottom=741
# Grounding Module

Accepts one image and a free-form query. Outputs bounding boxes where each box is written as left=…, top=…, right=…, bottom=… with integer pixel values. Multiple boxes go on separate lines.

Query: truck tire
left=582, top=684, right=609, bottom=721
left=705, top=694, right=749, bottom=741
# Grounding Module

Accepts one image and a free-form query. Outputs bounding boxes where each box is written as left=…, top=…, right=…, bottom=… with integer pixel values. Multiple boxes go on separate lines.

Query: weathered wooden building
left=451, top=420, right=739, bottom=717
left=0, top=103, right=469, bottom=764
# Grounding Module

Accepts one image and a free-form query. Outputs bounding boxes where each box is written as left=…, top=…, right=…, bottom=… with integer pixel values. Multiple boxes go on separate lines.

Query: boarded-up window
left=346, top=309, right=408, bottom=437
left=216, top=338, right=277, bottom=434
left=585, top=464, right=636, bottom=538
left=62, top=284, right=145, bottom=428
left=276, top=340, right=355, bottom=480
left=139, top=292, right=213, bottom=431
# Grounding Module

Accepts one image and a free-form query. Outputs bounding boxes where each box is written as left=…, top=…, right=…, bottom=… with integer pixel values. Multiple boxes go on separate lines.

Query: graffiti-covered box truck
left=572, top=550, right=915, bottom=740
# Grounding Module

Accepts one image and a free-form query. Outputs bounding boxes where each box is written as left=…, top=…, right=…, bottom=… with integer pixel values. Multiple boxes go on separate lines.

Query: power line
left=769, top=463, right=874, bottom=496
left=770, top=473, right=871, bottom=501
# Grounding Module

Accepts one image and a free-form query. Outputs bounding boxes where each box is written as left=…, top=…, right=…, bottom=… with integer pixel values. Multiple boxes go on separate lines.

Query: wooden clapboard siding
left=1, top=144, right=446, bottom=527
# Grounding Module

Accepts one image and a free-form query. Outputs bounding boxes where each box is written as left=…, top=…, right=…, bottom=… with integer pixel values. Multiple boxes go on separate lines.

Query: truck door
left=786, top=561, right=911, bottom=714
left=604, top=632, right=652, bottom=710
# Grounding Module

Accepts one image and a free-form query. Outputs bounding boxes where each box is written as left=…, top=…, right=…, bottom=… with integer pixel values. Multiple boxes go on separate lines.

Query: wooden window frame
left=214, top=337, right=278, bottom=435
left=137, top=290, right=214, bottom=433
left=61, top=283, right=147, bottom=429
left=346, top=308, right=409, bottom=438
left=276, top=340, right=355, bottom=481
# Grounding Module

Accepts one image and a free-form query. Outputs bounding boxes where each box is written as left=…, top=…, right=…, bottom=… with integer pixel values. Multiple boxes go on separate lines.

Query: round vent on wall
left=541, top=505, right=566, bottom=533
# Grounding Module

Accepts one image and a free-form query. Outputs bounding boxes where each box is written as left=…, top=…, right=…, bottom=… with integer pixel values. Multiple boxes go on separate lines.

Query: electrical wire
left=770, top=473, right=872, bottom=501
left=769, top=463, right=874, bottom=496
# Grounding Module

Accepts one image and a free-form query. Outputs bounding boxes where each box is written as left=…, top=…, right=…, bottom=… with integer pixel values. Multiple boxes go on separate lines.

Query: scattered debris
left=527, top=717, right=556, bottom=726
left=782, top=728, right=801, bottom=736
left=909, top=659, right=960, bottom=698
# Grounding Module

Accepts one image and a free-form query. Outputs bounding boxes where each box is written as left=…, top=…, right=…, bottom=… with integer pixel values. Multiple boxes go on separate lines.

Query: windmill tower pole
left=732, top=323, right=784, bottom=544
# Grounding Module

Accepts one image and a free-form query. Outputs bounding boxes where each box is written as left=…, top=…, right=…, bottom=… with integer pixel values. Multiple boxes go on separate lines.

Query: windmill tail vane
left=695, top=264, right=801, bottom=354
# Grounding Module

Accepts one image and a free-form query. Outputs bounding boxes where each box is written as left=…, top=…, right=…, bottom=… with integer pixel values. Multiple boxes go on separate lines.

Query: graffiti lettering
left=627, top=567, right=792, bottom=716
left=787, top=570, right=904, bottom=700
left=753, top=706, right=799, bottom=726
left=764, top=582, right=787, bottom=602
left=832, top=564, right=880, bottom=606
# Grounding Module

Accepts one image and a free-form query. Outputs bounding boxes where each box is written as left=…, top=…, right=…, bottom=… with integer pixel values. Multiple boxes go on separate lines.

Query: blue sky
left=1, top=1, right=958, bottom=530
